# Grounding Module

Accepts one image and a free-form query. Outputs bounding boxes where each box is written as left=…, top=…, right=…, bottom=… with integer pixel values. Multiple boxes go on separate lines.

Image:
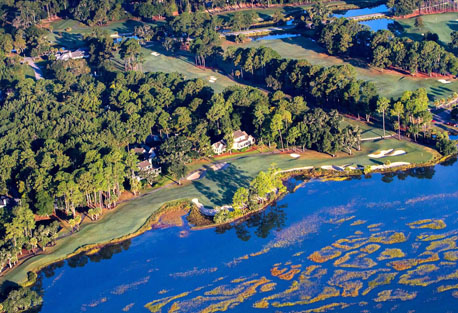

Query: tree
left=232, top=187, right=249, bottom=210
left=120, top=39, right=142, bottom=71
left=376, top=97, right=390, bottom=137
left=391, top=101, right=405, bottom=140
left=414, top=16, right=423, bottom=28
left=451, top=31, right=458, bottom=50
left=1, top=287, right=42, bottom=313
left=36, top=190, right=54, bottom=216
left=271, top=113, right=285, bottom=150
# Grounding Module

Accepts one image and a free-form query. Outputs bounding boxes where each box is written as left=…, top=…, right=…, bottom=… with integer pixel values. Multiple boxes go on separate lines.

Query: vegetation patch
left=377, top=248, right=406, bottom=261
left=351, top=220, right=366, bottom=226
left=443, top=250, right=458, bottom=261
left=373, top=289, right=417, bottom=302
left=362, top=272, right=398, bottom=296
left=360, top=244, right=381, bottom=254
left=332, top=238, right=368, bottom=250
left=308, top=246, right=342, bottom=263
left=369, top=231, right=407, bottom=244
left=407, top=219, right=447, bottom=230
left=425, top=236, right=457, bottom=252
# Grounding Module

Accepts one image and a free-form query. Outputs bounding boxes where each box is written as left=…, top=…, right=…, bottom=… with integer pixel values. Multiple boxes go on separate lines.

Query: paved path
left=24, top=57, right=44, bottom=80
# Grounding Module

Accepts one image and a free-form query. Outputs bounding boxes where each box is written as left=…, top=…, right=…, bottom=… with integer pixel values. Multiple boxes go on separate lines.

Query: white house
left=55, top=48, right=88, bottom=61
left=137, top=159, right=161, bottom=178
left=0, top=196, right=10, bottom=208
left=212, top=140, right=227, bottom=155
left=232, top=130, right=255, bottom=150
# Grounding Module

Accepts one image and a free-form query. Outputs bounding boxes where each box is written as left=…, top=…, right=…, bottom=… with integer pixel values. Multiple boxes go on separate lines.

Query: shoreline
left=5, top=150, right=453, bottom=288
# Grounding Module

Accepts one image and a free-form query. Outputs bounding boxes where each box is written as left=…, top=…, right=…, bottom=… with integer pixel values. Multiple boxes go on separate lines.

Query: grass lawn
left=341, top=118, right=395, bottom=139
left=111, top=45, right=241, bottom=93
left=1, top=138, right=436, bottom=285
left=397, top=12, right=458, bottom=45
left=236, top=36, right=458, bottom=100
left=47, top=19, right=160, bottom=49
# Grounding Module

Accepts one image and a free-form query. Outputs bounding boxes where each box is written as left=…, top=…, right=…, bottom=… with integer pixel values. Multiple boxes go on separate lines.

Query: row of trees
left=224, top=46, right=379, bottom=119
left=214, top=164, right=286, bottom=223
left=387, top=0, right=458, bottom=16
left=317, top=18, right=458, bottom=76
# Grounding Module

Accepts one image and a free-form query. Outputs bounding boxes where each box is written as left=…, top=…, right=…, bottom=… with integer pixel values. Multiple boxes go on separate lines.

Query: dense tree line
left=387, top=0, right=458, bottom=16
left=224, top=46, right=379, bottom=119
left=317, top=18, right=458, bottom=76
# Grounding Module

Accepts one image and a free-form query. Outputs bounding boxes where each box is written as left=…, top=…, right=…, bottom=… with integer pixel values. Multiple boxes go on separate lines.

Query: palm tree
left=376, top=97, right=390, bottom=137
left=391, top=101, right=405, bottom=140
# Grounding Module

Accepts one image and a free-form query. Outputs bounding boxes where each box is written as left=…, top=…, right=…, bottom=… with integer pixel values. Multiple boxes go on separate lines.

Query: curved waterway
left=36, top=158, right=458, bottom=312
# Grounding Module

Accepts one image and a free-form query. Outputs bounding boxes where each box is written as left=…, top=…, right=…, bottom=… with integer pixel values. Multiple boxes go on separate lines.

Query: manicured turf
left=341, top=118, right=395, bottom=139
left=48, top=19, right=160, bottom=49
left=397, top=12, right=458, bottom=44
left=110, top=45, right=240, bottom=93
left=1, top=138, right=436, bottom=285
left=237, top=36, right=458, bottom=100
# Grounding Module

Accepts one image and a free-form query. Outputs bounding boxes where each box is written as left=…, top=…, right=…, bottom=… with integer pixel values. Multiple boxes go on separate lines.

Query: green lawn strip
left=236, top=36, right=458, bottom=100
left=397, top=12, right=458, bottom=45
left=341, top=118, right=395, bottom=139
left=135, top=46, right=240, bottom=93
left=1, top=138, right=434, bottom=285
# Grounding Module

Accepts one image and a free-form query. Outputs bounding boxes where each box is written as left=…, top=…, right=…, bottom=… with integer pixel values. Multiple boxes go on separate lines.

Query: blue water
left=35, top=158, right=458, bottom=312
left=360, top=18, right=395, bottom=31
left=251, top=33, right=300, bottom=41
left=333, top=4, right=389, bottom=18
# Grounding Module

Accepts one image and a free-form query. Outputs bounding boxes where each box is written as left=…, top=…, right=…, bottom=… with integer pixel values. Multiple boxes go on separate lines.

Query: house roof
left=212, top=140, right=226, bottom=149
left=133, top=147, right=146, bottom=154
left=138, top=160, right=151, bottom=169
left=233, top=130, right=248, bottom=140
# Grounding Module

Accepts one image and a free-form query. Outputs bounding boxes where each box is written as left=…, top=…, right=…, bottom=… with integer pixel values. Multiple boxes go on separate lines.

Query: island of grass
left=0, top=135, right=439, bottom=286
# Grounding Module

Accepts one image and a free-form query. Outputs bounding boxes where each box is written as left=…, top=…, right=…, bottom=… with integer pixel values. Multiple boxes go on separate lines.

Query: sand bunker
left=211, top=162, right=228, bottom=171
left=151, top=52, right=160, bottom=56
left=208, top=76, right=217, bottom=83
left=290, top=153, right=300, bottom=158
left=438, top=79, right=451, bottom=84
left=368, top=149, right=406, bottom=158
left=187, top=170, right=204, bottom=180
left=370, top=162, right=410, bottom=171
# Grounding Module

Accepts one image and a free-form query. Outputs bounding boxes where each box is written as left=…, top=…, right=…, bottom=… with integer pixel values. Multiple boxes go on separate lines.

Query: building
left=55, top=48, right=88, bottom=61
left=137, top=159, right=161, bottom=176
left=211, top=130, right=255, bottom=155
left=212, top=140, right=227, bottom=155
left=232, top=130, right=255, bottom=150
left=0, top=196, right=10, bottom=209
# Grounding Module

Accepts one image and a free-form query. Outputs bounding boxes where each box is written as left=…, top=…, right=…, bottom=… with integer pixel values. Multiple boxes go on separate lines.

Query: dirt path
left=24, top=57, right=44, bottom=80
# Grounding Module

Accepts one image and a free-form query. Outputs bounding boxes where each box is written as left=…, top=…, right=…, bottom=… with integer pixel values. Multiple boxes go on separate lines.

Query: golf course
left=1, top=132, right=438, bottom=285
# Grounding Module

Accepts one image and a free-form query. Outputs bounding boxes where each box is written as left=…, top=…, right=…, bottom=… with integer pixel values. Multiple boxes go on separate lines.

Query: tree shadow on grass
left=111, top=20, right=145, bottom=35
left=192, top=164, right=252, bottom=206
left=53, top=32, right=84, bottom=49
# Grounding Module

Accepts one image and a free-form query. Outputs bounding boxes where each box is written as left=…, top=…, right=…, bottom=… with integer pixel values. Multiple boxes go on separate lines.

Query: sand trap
left=321, top=165, right=345, bottom=171
left=368, top=149, right=406, bottom=158
left=187, top=170, right=205, bottom=180
left=210, top=162, right=228, bottom=171
left=438, top=79, right=451, bottom=84
left=151, top=52, right=160, bottom=56
left=370, top=162, right=410, bottom=170
left=290, top=153, right=300, bottom=158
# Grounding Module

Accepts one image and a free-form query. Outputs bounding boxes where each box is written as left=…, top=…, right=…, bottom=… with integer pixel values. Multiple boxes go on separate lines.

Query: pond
left=251, top=33, right=300, bottom=41
left=359, top=18, right=395, bottom=32
left=333, top=4, right=389, bottom=18
left=34, top=157, right=458, bottom=312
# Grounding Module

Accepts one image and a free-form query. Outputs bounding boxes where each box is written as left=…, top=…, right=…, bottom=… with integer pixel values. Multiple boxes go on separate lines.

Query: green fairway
left=397, top=12, right=458, bottom=44
left=110, top=45, right=240, bottom=93
left=237, top=36, right=458, bottom=100
left=341, top=118, right=395, bottom=139
left=48, top=19, right=159, bottom=49
left=1, top=138, right=436, bottom=285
